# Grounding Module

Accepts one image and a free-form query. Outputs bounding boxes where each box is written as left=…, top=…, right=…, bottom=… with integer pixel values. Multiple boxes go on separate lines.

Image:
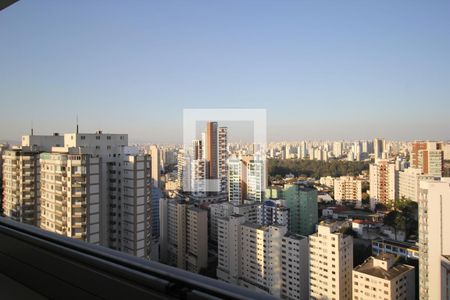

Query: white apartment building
left=352, top=253, right=415, bottom=300
left=2, top=134, right=63, bottom=226
left=218, top=126, right=228, bottom=193
left=398, top=168, right=436, bottom=202
left=418, top=178, right=450, bottom=300
left=40, top=152, right=101, bottom=243
left=369, top=160, right=398, bottom=210
left=281, top=233, right=309, bottom=300
left=239, top=223, right=287, bottom=298
left=257, top=199, right=289, bottom=227
left=150, top=145, right=160, bottom=188
left=228, top=158, right=245, bottom=205
left=246, top=157, right=264, bottom=201
left=228, top=155, right=265, bottom=205
left=209, top=201, right=260, bottom=243
left=191, top=159, right=208, bottom=196
left=333, top=141, right=343, bottom=158
left=334, top=176, right=362, bottom=207
left=3, top=131, right=153, bottom=259
left=217, top=216, right=309, bottom=299
left=186, top=207, right=208, bottom=273
left=216, top=214, right=247, bottom=285
left=309, top=221, right=353, bottom=300
left=320, top=176, right=335, bottom=188
left=159, top=198, right=208, bottom=273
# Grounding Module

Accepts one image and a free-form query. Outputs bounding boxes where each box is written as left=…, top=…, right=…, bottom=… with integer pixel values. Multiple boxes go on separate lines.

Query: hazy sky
left=0, top=1, right=449, bottom=143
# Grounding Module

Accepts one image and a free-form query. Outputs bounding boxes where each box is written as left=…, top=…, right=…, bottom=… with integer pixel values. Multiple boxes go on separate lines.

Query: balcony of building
left=0, top=217, right=275, bottom=300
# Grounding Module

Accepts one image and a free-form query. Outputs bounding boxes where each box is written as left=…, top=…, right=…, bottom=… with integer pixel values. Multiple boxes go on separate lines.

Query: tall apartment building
left=0, top=144, right=6, bottom=214
left=218, top=126, right=228, bottom=193
left=2, top=132, right=153, bottom=260
left=333, top=176, right=363, bottom=207
left=228, top=155, right=265, bottom=205
left=190, top=159, right=208, bottom=196
left=209, top=201, right=260, bottom=244
left=281, top=183, right=318, bottom=235
left=352, top=253, right=415, bottom=300
left=159, top=198, right=208, bottom=273
left=411, top=141, right=444, bottom=176
left=418, top=178, right=450, bottom=300
left=369, top=160, right=398, bottom=209
left=2, top=134, right=63, bottom=226
left=374, top=138, right=385, bottom=161
left=309, top=221, right=353, bottom=300
left=240, top=223, right=286, bottom=297
left=228, top=158, right=246, bottom=205
left=205, top=122, right=218, bottom=180
left=217, top=217, right=308, bottom=299
left=216, top=214, right=246, bottom=285
left=150, top=145, right=160, bottom=188
left=333, top=141, right=343, bottom=157
left=281, top=233, right=309, bottom=300
left=398, top=168, right=436, bottom=202
left=246, top=156, right=265, bottom=202
left=257, top=199, right=289, bottom=227
left=39, top=152, right=101, bottom=243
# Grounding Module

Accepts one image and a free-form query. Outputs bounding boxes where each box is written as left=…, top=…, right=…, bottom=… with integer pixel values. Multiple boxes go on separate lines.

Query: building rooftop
left=283, top=232, right=307, bottom=240
left=372, top=238, right=419, bottom=251
left=354, top=254, right=414, bottom=280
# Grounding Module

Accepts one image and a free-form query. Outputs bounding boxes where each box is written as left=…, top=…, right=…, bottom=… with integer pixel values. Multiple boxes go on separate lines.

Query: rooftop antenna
left=76, top=114, right=79, bottom=134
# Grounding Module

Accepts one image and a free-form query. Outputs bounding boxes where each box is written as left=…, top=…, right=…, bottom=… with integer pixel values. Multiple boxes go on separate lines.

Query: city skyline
left=1, top=1, right=450, bottom=142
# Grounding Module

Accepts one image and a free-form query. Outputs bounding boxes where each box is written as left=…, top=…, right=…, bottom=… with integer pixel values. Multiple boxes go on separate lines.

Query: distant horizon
left=1, top=128, right=449, bottom=147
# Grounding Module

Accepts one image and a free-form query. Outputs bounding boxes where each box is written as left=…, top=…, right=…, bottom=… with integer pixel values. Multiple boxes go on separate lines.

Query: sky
left=0, top=0, right=449, bottom=143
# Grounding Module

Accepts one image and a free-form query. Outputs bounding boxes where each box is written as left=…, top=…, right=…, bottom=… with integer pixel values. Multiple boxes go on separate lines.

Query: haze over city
left=1, top=1, right=450, bottom=143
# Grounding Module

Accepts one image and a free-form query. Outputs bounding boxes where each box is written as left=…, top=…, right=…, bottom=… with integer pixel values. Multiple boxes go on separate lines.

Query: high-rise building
left=150, top=145, right=160, bottom=188
left=3, top=131, right=153, bottom=260
left=151, top=187, right=162, bottom=241
left=0, top=144, right=6, bottom=214
left=309, top=221, right=353, bottom=300
left=190, top=158, right=208, bottom=196
left=369, top=160, right=398, bottom=209
left=411, top=141, right=444, bottom=176
left=228, top=158, right=245, bottom=205
left=374, top=138, right=385, bottom=161
left=208, top=201, right=260, bottom=244
left=333, top=176, right=363, bottom=207
left=228, top=155, right=264, bottom=205
left=418, top=178, right=450, bottom=300
left=333, top=141, right=343, bottom=158
left=245, top=156, right=264, bottom=202
left=218, top=126, right=228, bottom=193
left=205, top=121, right=218, bottom=180
left=159, top=198, right=208, bottom=273
left=352, top=253, right=415, bottom=300
left=281, top=183, right=318, bottom=235
left=217, top=217, right=307, bottom=299
left=398, top=168, right=436, bottom=202
left=281, top=233, right=309, bottom=300
left=2, top=134, right=63, bottom=226
left=257, top=199, right=289, bottom=227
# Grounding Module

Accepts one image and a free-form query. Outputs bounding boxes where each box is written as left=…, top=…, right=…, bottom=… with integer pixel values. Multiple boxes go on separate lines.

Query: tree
left=383, top=197, right=418, bottom=240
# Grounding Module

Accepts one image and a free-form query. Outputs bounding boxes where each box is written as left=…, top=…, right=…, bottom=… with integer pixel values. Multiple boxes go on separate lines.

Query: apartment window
left=80, top=136, right=85, bottom=140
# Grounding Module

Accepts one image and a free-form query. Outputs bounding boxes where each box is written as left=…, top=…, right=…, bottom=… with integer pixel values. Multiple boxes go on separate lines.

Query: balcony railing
left=0, top=217, right=276, bottom=300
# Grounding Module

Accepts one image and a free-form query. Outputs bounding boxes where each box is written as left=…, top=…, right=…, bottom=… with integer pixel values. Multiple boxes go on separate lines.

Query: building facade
left=418, top=178, right=450, bottom=300
left=352, top=253, right=415, bottom=300
left=309, top=221, right=353, bottom=300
